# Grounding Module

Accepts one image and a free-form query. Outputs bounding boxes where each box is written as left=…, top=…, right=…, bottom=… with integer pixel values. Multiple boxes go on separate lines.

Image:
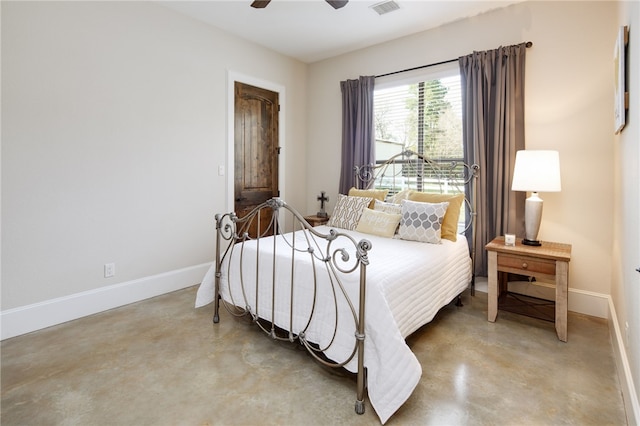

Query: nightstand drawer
left=497, top=253, right=556, bottom=276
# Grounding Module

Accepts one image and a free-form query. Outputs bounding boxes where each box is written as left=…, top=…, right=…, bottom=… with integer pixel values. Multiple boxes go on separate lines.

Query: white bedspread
left=195, top=226, right=471, bottom=424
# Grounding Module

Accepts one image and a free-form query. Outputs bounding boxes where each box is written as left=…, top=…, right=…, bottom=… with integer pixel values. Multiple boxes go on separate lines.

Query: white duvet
left=195, top=225, right=471, bottom=424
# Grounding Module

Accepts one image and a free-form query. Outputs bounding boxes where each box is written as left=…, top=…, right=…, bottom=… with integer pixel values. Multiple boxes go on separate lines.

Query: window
left=374, top=63, right=462, bottom=164
left=373, top=63, right=468, bottom=230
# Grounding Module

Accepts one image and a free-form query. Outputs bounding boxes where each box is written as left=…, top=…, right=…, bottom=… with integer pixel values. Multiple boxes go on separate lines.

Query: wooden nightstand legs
left=555, top=261, right=569, bottom=342
left=486, top=237, right=571, bottom=342
left=488, top=261, right=569, bottom=342
left=488, top=251, right=498, bottom=322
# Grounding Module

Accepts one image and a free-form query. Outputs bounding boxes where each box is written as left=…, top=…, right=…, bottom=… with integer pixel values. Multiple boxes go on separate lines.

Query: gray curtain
left=459, top=43, right=527, bottom=276
left=339, top=76, right=375, bottom=194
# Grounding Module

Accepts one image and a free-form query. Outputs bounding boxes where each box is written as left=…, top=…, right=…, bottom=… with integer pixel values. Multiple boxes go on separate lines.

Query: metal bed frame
left=354, top=149, right=479, bottom=293
left=213, top=198, right=371, bottom=414
left=211, top=150, right=479, bottom=417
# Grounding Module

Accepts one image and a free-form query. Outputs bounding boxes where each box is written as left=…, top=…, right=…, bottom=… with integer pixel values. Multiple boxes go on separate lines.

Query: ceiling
left=161, top=1, right=524, bottom=63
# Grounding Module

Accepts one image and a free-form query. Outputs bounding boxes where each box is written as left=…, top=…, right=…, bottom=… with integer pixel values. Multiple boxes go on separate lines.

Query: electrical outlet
left=104, top=263, right=115, bottom=278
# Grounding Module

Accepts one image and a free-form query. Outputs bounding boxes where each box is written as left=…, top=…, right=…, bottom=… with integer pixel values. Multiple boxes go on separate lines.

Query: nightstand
left=304, top=215, right=330, bottom=227
left=485, top=236, right=572, bottom=342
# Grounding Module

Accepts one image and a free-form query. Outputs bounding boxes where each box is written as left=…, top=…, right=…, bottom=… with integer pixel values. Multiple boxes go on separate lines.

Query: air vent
left=370, top=0, right=400, bottom=15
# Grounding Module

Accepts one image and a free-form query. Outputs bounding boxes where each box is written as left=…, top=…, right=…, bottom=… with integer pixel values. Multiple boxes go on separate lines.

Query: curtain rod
left=375, top=41, right=533, bottom=79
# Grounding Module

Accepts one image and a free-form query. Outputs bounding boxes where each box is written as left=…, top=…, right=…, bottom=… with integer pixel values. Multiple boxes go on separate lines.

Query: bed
left=195, top=150, right=479, bottom=424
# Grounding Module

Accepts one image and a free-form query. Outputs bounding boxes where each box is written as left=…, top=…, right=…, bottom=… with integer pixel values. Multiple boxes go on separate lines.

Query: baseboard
left=473, top=277, right=609, bottom=318
left=0, top=262, right=212, bottom=341
left=474, top=277, right=638, bottom=423
left=608, top=297, right=640, bottom=426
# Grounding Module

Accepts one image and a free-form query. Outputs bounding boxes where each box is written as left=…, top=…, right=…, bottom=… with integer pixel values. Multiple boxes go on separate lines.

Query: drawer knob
left=522, top=262, right=528, bottom=269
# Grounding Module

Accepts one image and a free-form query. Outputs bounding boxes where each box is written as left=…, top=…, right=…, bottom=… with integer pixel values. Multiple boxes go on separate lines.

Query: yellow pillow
left=348, top=187, right=389, bottom=208
left=407, top=192, right=464, bottom=242
left=356, top=208, right=401, bottom=238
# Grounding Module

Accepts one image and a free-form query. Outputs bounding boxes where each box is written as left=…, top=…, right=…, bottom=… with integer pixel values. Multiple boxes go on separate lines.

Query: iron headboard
left=354, top=149, right=480, bottom=291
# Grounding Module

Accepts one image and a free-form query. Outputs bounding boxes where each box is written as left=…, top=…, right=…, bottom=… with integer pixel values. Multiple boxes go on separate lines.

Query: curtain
left=459, top=43, right=527, bottom=276
left=338, top=76, right=375, bottom=194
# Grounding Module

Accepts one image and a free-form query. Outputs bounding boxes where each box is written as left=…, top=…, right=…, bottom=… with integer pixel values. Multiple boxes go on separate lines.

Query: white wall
left=612, top=1, right=640, bottom=423
left=306, top=1, right=638, bottom=419
left=1, top=1, right=307, bottom=335
left=307, top=1, right=616, bottom=313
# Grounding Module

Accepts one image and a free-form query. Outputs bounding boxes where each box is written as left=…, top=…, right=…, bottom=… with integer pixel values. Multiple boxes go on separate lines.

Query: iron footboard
left=212, top=197, right=371, bottom=415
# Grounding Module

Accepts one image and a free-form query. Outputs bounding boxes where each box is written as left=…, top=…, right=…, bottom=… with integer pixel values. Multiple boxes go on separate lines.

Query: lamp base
left=524, top=193, right=543, bottom=246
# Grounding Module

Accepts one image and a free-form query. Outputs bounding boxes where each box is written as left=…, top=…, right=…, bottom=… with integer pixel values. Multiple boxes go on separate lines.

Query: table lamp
left=511, top=150, right=562, bottom=246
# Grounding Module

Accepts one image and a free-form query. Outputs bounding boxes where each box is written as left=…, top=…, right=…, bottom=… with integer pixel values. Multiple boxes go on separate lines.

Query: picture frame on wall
left=614, top=25, right=628, bottom=134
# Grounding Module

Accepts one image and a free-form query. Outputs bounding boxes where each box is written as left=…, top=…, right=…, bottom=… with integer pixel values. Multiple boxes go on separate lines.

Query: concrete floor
left=1, top=286, right=627, bottom=425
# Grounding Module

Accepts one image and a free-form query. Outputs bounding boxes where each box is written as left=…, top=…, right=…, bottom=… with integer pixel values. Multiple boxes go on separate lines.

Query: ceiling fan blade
left=251, top=0, right=271, bottom=8
left=326, top=0, right=348, bottom=9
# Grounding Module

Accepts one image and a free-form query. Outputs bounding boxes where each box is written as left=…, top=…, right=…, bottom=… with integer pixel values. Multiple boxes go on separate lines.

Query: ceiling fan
left=251, top=1, right=348, bottom=9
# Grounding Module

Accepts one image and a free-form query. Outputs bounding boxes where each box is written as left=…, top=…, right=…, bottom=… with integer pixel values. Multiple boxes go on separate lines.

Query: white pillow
left=398, top=199, right=449, bottom=244
left=328, top=194, right=373, bottom=230
left=373, top=199, right=402, bottom=215
left=356, top=208, right=402, bottom=238
left=388, top=189, right=413, bottom=204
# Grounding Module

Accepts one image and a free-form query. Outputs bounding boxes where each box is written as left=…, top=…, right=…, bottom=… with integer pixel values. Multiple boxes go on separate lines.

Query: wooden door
left=234, top=82, right=279, bottom=237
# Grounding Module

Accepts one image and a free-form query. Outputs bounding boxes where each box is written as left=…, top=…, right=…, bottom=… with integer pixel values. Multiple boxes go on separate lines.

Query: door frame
left=226, top=71, right=286, bottom=213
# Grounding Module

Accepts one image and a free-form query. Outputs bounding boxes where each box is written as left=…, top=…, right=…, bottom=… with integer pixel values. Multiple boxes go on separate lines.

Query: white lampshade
left=511, top=150, right=562, bottom=246
left=511, top=150, right=562, bottom=192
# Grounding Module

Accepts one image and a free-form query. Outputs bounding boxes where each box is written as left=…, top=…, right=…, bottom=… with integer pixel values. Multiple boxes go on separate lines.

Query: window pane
left=374, top=71, right=462, bottom=163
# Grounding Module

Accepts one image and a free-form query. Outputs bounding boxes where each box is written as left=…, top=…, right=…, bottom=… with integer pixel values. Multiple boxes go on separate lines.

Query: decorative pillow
left=388, top=189, right=413, bottom=204
left=348, top=187, right=388, bottom=208
left=373, top=199, right=402, bottom=215
left=407, top=192, right=464, bottom=242
left=356, top=208, right=402, bottom=238
left=328, top=194, right=373, bottom=230
left=398, top=200, right=449, bottom=244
